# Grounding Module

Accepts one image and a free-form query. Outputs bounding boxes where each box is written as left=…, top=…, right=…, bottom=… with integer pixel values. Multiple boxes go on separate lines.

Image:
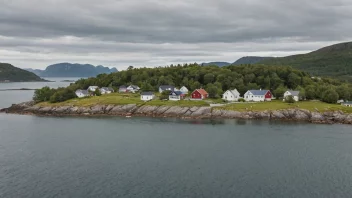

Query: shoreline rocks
left=1, top=101, right=352, bottom=125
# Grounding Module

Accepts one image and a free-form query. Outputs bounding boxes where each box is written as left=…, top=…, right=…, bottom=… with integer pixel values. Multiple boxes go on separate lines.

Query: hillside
left=0, top=63, right=44, bottom=82
left=31, top=63, right=118, bottom=77
left=259, top=42, right=352, bottom=81
left=233, top=56, right=272, bottom=65
left=24, top=68, right=44, bottom=76
left=33, top=63, right=352, bottom=104
left=201, top=62, right=231, bottom=67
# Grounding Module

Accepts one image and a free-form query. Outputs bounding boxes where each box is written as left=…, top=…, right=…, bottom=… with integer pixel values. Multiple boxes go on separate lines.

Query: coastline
left=1, top=101, right=352, bottom=125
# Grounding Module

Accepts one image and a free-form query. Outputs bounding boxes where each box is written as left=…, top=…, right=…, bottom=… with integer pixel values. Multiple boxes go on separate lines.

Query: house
left=119, top=85, right=127, bottom=93
left=244, top=90, right=272, bottom=102
left=341, top=101, right=352, bottom=107
left=75, top=89, right=89, bottom=98
left=169, top=91, right=185, bottom=101
left=179, top=86, right=189, bottom=94
left=141, top=92, right=155, bottom=101
left=88, top=86, right=99, bottom=92
left=222, top=89, right=241, bottom=101
left=159, top=85, right=175, bottom=93
left=337, top=100, right=344, bottom=104
left=283, top=90, right=300, bottom=102
left=191, top=89, right=208, bottom=100
left=100, top=87, right=114, bottom=94
left=127, top=85, right=140, bottom=93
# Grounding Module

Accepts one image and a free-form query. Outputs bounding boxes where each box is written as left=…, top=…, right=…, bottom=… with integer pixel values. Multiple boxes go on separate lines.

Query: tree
left=287, top=73, right=301, bottom=89
left=204, top=73, right=215, bottom=84
left=296, top=86, right=306, bottom=100
left=305, top=85, right=317, bottom=100
left=141, top=82, right=154, bottom=91
left=336, top=84, right=351, bottom=100
left=33, top=86, right=55, bottom=103
left=94, top=89, right=102, bottom=96
left=322, top=89, right=339, bottom=104
left=285, top=95, right=295, bottom=103
left=273, top=85, right=287, bottom=98
left=160, top=90, right=171, bottom=100
left=206, top=83, right=221, bottom=98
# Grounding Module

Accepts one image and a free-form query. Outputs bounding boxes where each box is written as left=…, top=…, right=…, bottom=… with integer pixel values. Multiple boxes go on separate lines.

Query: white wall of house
left=244, top=91, right=265, bottom=102
left=75, top=92, right=87, bottom=98
left=283, top=91, right=299, bottom=102
left=169, top=95, right=181, bottom=101
left=141, top=95, right=154, bottom=101
left=222, top=90, right=240, bottom=101
left=101, top=90, right=112, bottom=95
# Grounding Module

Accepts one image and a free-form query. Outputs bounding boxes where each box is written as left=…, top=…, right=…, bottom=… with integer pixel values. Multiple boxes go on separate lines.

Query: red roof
left=196, top=89, right=208, bottom=96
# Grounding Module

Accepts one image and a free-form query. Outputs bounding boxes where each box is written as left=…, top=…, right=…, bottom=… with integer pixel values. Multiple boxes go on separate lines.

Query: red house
left=191, top=89, right=208, bottom=100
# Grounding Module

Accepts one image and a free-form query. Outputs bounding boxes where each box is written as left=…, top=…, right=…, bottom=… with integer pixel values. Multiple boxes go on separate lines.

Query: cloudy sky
left=0, top=0, right=351, bottom=70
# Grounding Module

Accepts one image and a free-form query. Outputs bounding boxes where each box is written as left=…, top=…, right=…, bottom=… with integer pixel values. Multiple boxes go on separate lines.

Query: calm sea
left=1, top=80, right=352, bottom=198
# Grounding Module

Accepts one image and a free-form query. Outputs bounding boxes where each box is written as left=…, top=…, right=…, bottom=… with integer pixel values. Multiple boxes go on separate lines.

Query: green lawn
left=38, top=94, right=352, bottom=113
left=39, top=93, right=209, bottom=107
left=218, top=100, right=352, bottom=113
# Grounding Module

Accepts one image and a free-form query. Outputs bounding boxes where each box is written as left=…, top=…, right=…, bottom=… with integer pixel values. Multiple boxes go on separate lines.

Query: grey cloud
left=0, top=0, right=351, bottom=69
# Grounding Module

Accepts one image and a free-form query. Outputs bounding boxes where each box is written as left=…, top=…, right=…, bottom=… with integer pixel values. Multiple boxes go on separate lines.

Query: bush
left=238, top=98, right=245, bottom=102
left=49, top=88, right=76, bottom=103
left=33, top=86, right=56, bottom=103
left=285, top=95, right=295, bottom=103
left=160, top=90, right=171, bottom=100
left=94, top=89, right=102, bottom=96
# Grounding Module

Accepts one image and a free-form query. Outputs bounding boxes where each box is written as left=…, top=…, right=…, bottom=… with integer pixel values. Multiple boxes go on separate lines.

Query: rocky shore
left=1, top=101, right=352, bottom=124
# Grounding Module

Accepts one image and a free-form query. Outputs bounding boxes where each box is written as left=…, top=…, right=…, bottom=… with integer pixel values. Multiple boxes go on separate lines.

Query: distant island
left=25, top=63, right=118, bottom=77
left=0, top=63, right=46, bottom=82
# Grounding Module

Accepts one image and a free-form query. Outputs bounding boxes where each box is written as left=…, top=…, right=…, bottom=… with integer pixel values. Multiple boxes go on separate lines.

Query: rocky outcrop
left=1, top=102, right=352, bottom=125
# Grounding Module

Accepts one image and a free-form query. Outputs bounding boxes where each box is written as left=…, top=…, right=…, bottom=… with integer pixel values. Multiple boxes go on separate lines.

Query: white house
left=127, top=85, right=140, bottom=93
left=141, top=92, right=155, bottom=101
left=342, top=101, right=352, bottom=107
left=222, top=89, right=241, bottom=101
left=283, top=90, right=300, bottom=102
left=159, top=85, right=175, bottom=93
left=100, top=87, right=114, bottom=94
left=88, top=86, right=99, bottom=92
left=75, top=89, right=89, bottom=98
left=244, top=90, right=272, bottom=102
left=169, top=91, right=185, bottom=101
left=179, top=86, right=189, bottom=94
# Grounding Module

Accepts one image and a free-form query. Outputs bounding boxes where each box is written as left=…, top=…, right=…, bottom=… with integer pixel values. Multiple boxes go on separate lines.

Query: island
left=0, top=63, right=47, bottom=82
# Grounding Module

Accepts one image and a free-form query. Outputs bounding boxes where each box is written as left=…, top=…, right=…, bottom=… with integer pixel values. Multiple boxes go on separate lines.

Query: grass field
left=39, top=93, right=209, bottom=107
left=38, top=93, right=352, bottom=113
left=218, top=100, right=352, bottom=113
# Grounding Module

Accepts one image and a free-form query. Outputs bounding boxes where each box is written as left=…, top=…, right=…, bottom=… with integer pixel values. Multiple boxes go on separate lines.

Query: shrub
left=238, top=98, right=245, bottom=102
left=285, top=95, right=295, bottom=103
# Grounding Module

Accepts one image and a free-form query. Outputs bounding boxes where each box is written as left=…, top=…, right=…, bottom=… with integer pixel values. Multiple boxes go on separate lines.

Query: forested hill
left=0, top=63, right=44, bottom=82
left=37, top=64, right=352, bottom=103
left=259, top=42, right=352, bottom=81
left=33, top=63, right=118, bottom=77
left=233, top=56, right=272, bottom=65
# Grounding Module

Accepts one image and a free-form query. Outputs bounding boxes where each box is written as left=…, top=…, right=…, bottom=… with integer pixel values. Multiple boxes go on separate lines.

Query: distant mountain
left=24, top=68, right=44, bottom=76
left=0, top=63, right=45, bottom=82
left=233, top=56, right=272, bottom=65
left=259, top=41, right=352, bottom=81
left=33, top=63, right=118, bottom=77
left=201, top=62, right=231, bottom=67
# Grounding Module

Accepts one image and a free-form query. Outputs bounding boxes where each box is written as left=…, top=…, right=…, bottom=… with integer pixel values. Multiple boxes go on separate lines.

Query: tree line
left=33, top=63, right=352, bottom=104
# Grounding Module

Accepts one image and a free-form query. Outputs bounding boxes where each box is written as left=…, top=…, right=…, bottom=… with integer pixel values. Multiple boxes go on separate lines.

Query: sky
left=0, top=0, right=351, bottom=70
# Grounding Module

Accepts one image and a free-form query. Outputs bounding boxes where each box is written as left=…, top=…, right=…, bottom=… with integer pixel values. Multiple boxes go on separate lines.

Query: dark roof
left=101, top=87, right=114, bottom=91
left=141, top=92, right=154, bottom=96
left=76, top=89, right=89, bottom=95
left=159, top=85, right=175, bottom=91
left=119, top=85, right=127, bottom=89
left=343, top=101, right=352, bottom=104
left=248, top=90, right=270, bottom=95
left=129, top=85, right=140, bottom=89
left=287, top=90, right=300, bottom=96
left=170, top=91, right=183, bottom=96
